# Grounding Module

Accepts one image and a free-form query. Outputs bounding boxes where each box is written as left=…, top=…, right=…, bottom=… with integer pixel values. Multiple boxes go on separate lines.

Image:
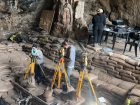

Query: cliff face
left=0, top=0, right=140, bottom=33
left=0, top=0, right=46, bottom=32
left=84, top=0, right=140, bottom=28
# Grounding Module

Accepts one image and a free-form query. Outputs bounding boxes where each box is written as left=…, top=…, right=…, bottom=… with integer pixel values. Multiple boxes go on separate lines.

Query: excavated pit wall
left=22, top=33, right=140, bottom=105
left=84, top=0, right=140, bottom=28
left=0, top=32, right=140, bottom=104
left=0, top=0, right=46, bottom=32
left=0, top=41, right=85, bottom=105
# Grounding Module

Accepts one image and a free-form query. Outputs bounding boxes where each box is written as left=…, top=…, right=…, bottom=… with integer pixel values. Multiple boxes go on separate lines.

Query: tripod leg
left=36, top=59, right=48, bottom=80
left=85, top=71, right=98, bottom=103
left=75, top=70, right=84, bottom=101
left=51, top=62, right=60, bottom=89
left=62, top=61, right=69, bottom=89
left=31, top=59, right=35, bottom=76
left=24, top=60, right=32, bottom=79
left=58, top=62, right=62, bottom=89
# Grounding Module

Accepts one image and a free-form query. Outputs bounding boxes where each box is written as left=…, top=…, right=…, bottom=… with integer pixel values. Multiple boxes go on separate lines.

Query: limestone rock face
left=1, top=0, right=140, bottom=40
left=73, top=18, right=88, bottom=40
left=75, top=1, right=84, bottom=19
left=51, top=0, right=73, bottom=38
left=83, top=0, right=140, bottom=28
left=51, top=0, right=88, bottom=40
left=110, top=0, right=140, bottom=27
left=0, top=0, right=46, bottom=31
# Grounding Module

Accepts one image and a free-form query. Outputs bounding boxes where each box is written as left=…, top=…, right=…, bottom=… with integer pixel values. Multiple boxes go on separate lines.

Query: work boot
left=93, top=44, right=97, bottom=47
left=97, top=43, right=100, bottom=46
left=35, top=80, right=40, bottom=85
left=37, top=81, right=41, bottom=85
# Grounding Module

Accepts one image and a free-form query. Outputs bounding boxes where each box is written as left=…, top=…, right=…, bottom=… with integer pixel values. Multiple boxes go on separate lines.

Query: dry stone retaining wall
left=1, top=33, right=139, bottom=105
left=42, top=43, right=140, bottom=105
left=19, top=33, right=140, bottom=104
left=89, top=51, right=140, bottom=84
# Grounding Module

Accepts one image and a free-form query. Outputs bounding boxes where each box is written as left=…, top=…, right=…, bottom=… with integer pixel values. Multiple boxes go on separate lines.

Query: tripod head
left=30, top=55, right=37, bottom=60
left=31, top=48, right=37, bottom=56
left=59, top=47, right=65, bottom=59
left=30, top=48, right=38, bottom=60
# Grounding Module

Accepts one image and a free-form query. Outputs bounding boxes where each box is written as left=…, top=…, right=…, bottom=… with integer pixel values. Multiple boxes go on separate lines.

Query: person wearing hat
left=62, top=39, right=76, bottom=91
left=32, top=43, right=44, bottom=84
left=92, top=8, right=106, bottom=47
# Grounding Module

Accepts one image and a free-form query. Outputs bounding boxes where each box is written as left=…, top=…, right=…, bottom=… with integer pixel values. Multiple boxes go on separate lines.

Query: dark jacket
left=92, top=13, right=106, bottom=28
left=64, top=45, right=76, bottom=67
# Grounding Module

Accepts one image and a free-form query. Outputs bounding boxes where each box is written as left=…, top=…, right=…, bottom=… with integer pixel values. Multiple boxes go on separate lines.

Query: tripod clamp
left=30, top=55, right=37, bottom=60
left=58, top=58, right=64, bottom=62
left=81, top=68, right=87, bottom=72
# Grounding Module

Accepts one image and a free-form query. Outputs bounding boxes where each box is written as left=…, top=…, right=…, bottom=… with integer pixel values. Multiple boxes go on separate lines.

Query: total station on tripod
left=59, top=47, right=65, bottom=59
left=51, top=46, right=69, bottom=90
left=81, top=53, right=87, bottom=69
left=30, top=43, right=38, bottom=59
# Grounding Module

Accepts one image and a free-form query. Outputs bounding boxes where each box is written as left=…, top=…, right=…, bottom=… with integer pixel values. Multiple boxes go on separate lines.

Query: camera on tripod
left=31, top=48, right=37, bottom=56
left=30, top=48, right=37, bottom=59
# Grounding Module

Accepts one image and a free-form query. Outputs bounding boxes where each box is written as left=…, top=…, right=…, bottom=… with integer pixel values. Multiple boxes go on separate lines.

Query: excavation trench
left=0, top=35, right=139, bottom=105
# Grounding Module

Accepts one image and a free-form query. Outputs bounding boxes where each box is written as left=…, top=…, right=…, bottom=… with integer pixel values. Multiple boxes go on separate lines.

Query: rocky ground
left=1, top=0, right=140, bottom=104
left=0, top=30, right=140, bottom=105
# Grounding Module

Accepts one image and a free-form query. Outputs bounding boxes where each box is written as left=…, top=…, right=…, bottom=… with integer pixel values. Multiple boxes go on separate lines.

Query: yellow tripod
left=51, top=58, right=69, bottom=89
left=75, top=55, right=98, bottom=103
left=24, top=55, right=47, bottom=80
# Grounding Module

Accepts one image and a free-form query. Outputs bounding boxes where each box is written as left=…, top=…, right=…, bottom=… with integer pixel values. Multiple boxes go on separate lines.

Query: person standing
left=92, top=8, right=106, bottom=47
left=62, top=39, right=76, bottom=91
left=32, top=43, right=44, bottom=84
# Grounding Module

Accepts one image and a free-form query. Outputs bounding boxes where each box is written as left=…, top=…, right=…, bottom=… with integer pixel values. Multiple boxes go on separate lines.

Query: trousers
left=35, top=63, right=43, bottom=82
left=66, top=67, right=73, bottom=87
left=88, top=34, right=94, bottom=44
left=93, top=26, right=104, bottom=44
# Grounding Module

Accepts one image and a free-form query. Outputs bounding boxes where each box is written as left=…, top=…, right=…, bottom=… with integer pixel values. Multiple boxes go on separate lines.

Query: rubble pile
left=0, top=47, right=30, bottom=104
left=0, top=42, right=24, bottom=53
left=1, top=32, right=140, bottom=105
left=0, top=34, right=84, bottom=105
left=0, top=0, right=46, bottom=32
left=43, top=43, right=60, bottom=61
